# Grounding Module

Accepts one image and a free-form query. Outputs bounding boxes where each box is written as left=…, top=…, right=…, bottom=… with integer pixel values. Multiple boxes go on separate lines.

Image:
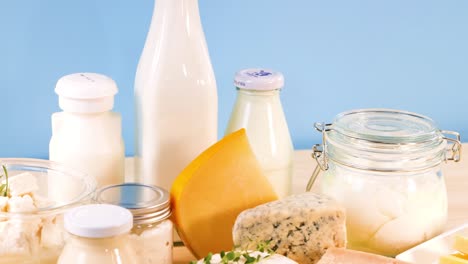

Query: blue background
left=1, top=0, right=467, bottom=158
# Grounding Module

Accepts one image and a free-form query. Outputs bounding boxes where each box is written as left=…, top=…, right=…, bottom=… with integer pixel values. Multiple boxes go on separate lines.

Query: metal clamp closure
left=441, top=130, right=462, bottom=162
left=306, top=122, right=332, bottom=192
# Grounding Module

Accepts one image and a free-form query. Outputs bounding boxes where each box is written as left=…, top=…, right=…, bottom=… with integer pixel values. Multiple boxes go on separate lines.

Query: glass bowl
left=0, top=158, right=96, bottom=264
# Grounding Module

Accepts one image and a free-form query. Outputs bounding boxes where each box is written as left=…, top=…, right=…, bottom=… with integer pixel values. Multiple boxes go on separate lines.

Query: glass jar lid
left=332, top=109, right=440, bottom=144
left=315, top=109, right=461, bottom=171
left=95, top=183, right=171, bottom=225
left=307, top=108, right=461, bottom=191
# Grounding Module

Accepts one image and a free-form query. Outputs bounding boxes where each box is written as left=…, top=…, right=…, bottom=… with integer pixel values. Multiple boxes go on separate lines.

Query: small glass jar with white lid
left=308, top=109, right=462, bottom=257
left=58, top=204, right=137, bottom=264
left=95, top=183, right=173, bottom=264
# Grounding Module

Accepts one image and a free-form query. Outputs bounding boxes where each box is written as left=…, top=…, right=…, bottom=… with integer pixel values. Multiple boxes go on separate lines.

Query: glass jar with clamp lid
left=308, top=108, right=462, bottom=257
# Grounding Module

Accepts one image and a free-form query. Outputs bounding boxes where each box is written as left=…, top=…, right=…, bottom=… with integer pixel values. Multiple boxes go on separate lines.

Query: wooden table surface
left=172, top=145, right=468, bottom=263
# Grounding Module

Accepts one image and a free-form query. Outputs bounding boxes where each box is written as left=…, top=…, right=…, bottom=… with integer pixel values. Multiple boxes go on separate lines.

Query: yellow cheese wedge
left=440, top=253, right=468, bottom=264
left=455, top=235, right=468, bottom=255
left=170, top=129, right=278, bottom=259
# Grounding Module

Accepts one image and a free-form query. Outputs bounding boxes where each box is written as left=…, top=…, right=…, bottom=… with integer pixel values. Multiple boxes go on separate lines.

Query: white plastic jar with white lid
left=58, top=204, right=137, bottom=264
left=95, top=183, right=173, bottom=264
left=225, top=68, right=294, bottom=198
left=309, top=108, right=462, bottom=257
left=49, top=73, right=125, bottom=188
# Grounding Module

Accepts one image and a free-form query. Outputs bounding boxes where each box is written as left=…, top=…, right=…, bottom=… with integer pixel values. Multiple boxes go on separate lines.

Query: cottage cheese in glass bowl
left=0, top=158, right=96, bottom=264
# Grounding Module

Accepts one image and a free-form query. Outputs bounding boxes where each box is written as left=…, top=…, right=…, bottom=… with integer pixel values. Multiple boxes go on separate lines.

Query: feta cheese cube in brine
left=8, top=195, right=37, bottom=213
left=7, top=172, right=39, bottom=197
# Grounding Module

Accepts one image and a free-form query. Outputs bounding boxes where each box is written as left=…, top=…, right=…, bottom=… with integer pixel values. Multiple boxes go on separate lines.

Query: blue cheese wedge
left=232, top=192, right=346, bottom=264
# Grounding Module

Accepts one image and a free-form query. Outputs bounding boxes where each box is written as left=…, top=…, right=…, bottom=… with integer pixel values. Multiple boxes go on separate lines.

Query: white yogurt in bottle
left=49, top=73, right=125, bottom=188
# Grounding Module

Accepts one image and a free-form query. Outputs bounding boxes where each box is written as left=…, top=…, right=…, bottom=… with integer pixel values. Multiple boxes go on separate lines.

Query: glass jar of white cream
left=95, top=183, right=173, bottom=264
left=308, top=109, right=461, bottom=257
left=58, top=204, right=136, bottom=264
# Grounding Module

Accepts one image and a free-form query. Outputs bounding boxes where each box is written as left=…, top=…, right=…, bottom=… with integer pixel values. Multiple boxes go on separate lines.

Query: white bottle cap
left=234, top=68, right=284, bottom=91
left=55, top=73, right=118, bottom=113
left=64, top=204, right=133, bottom=238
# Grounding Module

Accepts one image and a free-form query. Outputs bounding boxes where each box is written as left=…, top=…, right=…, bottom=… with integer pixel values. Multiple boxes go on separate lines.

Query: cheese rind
left=317, top=248, right=410, bottom=264
left=232, top=192, right=346, bottom=264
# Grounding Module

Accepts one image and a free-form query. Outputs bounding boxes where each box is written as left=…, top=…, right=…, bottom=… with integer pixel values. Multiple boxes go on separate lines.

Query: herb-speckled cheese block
left=232, top=192, right=346, bottom=264
left=195, top=251, right=298, bottom=264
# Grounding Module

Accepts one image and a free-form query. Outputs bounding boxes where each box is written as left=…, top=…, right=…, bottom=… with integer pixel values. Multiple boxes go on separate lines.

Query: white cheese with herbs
left=232, top=192, right=347, bottom=264
left=195, top=251, right=298, bottom=264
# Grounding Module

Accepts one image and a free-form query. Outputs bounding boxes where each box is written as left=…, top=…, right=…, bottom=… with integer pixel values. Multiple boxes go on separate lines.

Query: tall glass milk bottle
left=134, top=0, right=217, bottom=189
left=225, top=69, right=293, bottom=198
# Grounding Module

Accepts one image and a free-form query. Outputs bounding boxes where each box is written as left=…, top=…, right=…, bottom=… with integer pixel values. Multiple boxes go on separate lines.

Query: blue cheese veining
left=232, top=192, right=346, bottom=264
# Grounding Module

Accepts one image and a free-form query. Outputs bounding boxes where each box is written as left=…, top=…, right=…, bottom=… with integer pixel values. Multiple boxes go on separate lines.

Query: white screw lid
left=55, top=73, right=118, bottom=113
left=234, top=68, right=284, bottom=91
left=64, top=204, right=133, bottom=238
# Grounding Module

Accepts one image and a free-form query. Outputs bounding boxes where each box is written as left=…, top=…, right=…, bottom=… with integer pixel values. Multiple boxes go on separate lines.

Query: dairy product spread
left=0, top=172, right=66, bottom=264
left=233, top=192, right=347, bottom=264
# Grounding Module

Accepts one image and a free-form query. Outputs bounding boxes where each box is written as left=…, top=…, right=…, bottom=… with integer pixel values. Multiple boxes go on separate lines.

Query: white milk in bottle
left=134, top=0, right=217, bottom=189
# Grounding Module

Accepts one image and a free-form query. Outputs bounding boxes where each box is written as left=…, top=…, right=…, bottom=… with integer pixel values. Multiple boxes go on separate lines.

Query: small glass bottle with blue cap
left=225, top=68, right=294, bottom=198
